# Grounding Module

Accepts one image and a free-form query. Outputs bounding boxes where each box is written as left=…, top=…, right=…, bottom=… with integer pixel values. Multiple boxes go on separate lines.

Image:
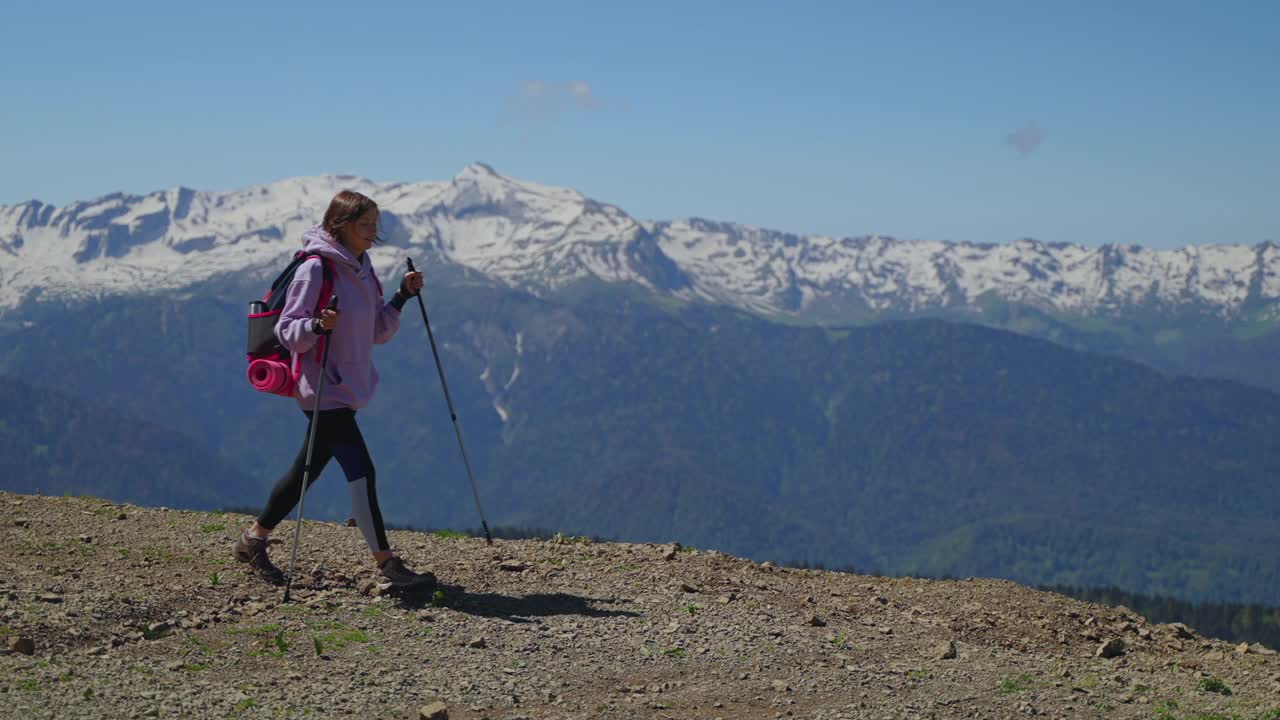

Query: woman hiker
left=234, top=189, right=432, bottom=589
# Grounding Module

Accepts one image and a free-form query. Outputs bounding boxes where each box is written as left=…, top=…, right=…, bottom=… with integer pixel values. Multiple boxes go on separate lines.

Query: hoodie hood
left=301, top=224, right=368, bottom=274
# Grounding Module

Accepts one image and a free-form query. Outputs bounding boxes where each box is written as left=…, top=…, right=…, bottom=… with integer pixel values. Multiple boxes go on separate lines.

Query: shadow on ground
left=388, top=584, right=640, bottom=621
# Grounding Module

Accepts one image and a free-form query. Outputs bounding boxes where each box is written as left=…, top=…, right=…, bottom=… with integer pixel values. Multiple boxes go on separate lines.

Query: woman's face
left=340, top=209, right=378, bottom=255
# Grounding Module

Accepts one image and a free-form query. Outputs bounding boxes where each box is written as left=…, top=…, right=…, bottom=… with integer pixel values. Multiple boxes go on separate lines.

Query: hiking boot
left=234, top=532, right=285, bottom=585
left=378, top=556, right=436, bottom=589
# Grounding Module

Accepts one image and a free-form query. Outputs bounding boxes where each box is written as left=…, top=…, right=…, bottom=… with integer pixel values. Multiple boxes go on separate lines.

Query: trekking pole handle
left=406, top=257, right=418, bottom=274
left=317, top=294, right=339, bottom=336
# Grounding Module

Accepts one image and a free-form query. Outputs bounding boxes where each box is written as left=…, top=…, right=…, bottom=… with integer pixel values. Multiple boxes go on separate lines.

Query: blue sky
left=3, top=1, right=1276, bottom=249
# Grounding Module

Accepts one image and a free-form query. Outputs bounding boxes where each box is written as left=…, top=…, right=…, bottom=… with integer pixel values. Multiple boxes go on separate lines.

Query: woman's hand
left=400, top=271, right=424, bottom=297
left=314, top=308, right=339, bottom=333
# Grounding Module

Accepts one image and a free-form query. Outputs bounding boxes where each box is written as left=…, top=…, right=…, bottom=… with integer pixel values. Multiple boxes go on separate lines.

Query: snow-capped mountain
left=2, top=163, right=1277, bottom=320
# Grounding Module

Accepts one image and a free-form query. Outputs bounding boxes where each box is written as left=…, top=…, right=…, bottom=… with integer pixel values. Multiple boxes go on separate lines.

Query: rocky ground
left=2, top=492, right=1278, bottom=720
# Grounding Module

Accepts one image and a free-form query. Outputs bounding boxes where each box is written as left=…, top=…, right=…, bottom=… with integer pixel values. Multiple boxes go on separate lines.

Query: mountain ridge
left=3, top=164, right=1277, bottom=326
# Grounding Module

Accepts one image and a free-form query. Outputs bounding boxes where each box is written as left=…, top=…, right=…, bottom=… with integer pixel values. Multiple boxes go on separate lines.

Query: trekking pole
left=406, top=257, right=494, bottom=545
left=283, top=294, right=339, bottom=602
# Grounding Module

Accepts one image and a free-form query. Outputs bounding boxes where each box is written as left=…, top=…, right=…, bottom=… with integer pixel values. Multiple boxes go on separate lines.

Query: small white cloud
left=1007, top=123, right=1043, bottom=155
left=568, top=80, right=600, bottom=110
left=523, top=80, right=547, bottom=98
left=500, top=80, right=608, bottom=127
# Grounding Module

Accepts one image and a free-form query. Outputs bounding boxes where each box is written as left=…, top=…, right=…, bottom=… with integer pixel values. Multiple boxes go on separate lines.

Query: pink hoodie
left=275, top=225, right=401, bottom=411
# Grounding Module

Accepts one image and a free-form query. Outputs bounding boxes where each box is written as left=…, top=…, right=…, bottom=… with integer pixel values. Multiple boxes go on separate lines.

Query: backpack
left=245, top=251, right=335, bottom=396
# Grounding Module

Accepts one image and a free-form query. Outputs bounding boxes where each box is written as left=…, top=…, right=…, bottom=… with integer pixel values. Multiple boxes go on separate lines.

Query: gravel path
left=2, top=492, right=1278, bottom=719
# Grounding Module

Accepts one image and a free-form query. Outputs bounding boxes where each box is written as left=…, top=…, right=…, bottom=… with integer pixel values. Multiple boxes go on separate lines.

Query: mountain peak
left=454, top=162, right=501, bottom=182
left=447, top=163, right=524, bottom=203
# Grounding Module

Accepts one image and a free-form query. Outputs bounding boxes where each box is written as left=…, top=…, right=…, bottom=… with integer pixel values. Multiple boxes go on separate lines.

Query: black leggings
left=257, top=408, right=389, bottom=552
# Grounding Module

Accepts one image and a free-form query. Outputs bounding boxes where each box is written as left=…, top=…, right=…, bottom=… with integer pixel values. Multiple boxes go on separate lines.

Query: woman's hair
left=322, top=190, right=381, bottom=244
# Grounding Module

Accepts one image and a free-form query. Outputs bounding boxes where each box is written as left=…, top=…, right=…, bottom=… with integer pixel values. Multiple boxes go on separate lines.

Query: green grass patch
left=663, top=648, right=687, bottom=658
left=23, top=538, right=95, bottom=557
left=140, top=546, right=174, bottom=563
left=248, top=631, right=290, bottom=658
left=16, top=678, right=39, bottom=692
left=272, top=632, right=289, bottom=656
left=185, top=633, right=224, bottom=655
left=1197, top=676, right=1233, bottom=696
left=312, top=629, right=370, bottom=651
left=999, top=673, right=1034, bottom=694
left=200, top=522, right=226, bottom=533
left=432, top=529, right=468, bottom=539
left=1152, top=700, right=1274, bottom=720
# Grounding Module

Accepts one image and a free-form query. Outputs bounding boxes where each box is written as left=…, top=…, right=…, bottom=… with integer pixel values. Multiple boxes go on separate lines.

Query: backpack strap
left=312, top=253, right=335, bottom=312
left=310, top=254, right=335, bottom=365
left=286, top=252, right=336, bottom=385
